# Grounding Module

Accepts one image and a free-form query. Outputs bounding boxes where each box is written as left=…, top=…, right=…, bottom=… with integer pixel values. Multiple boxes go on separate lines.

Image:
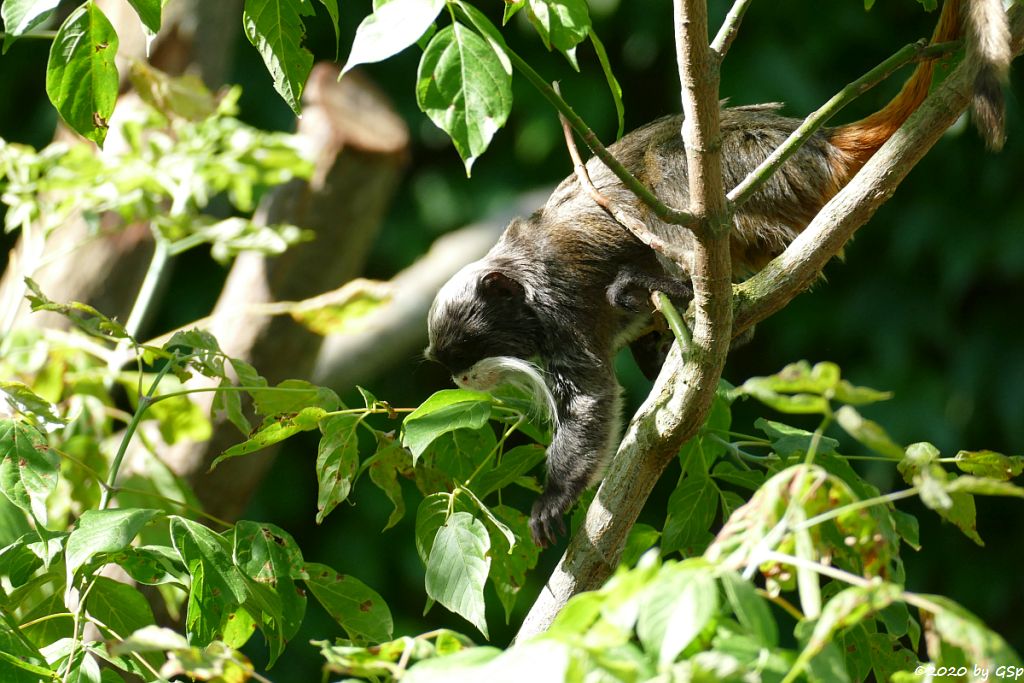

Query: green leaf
left=45, top=3, right=119, bottom=146
left=250, top=378, right=340, bottom=418
left=303, top=562, right=393, bottom=643
left=471, top=444, right=545, bottom=498
left=486, top=505, right=539, bottom=623
left=126, top=0, right=162, bottom=34
left=212, top=406, right=327, bottom=468
left=164, top=328, right=225, bottom=378
left=945, top=476, right=1024, bottom=498
left=316, top=0, right=339, bottom=53
left=242, top=0, right=315, bottom=114
left=835, top=406, right=904, bottom=459
left=111, top=545, right=185, bottom=586
left=954, top=450, right=1024, bottom=481
left=2, top=0, right=61, bottom=52
left=0, top=419, right=58, bottom=521
left=755, top=418, right=839, bottom=459
left=0, top=380, right=65, bottom=428
left=416, top=23, right=513, bottom=174
left=721, top=571, right=778, bottom=646
left=0, top=613, right=50, bottom=683
left=792, top=582, right=902, bottom=675
left=234, top=521, right=306, bottom=658
left=589, top=29, right=624, bottom=139
left=402, top=390, right=491, bottom=460
left=25, top=278, right=130, bottom=340
left=733, top=361, right=845, bottom=414
left=923, top=595, right=1023, bottom=672
left=86, top=576, right=157, bottom=641
left=65, top=508, right=161, bottom=583
left=637, top=561, right=718, bottom=667
left=415, top=493, right=452, bottom=563
left=662, top=474, right=718, bottom=556
left=425, top=512, right=490, bottom=638
left=343, top=0, right=445, bottom=74
left=169, top=517, right=249, bottom=646
left=367, top=434, right=413, bottom=531
left=621, top=523, right=661, bottom=568
left=451, top=1, right=512, bottom=75
left=316, top=413, right=362, bottom=523
left=525, top=0, right=590, bottom=68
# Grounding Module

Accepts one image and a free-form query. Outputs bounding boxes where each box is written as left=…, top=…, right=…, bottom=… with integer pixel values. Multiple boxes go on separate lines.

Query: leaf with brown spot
left=303, top=561, right=392, bottom=643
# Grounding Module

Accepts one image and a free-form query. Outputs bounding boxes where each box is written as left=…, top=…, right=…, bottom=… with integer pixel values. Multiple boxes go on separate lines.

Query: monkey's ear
left=479, top=270, right=524, bottom=299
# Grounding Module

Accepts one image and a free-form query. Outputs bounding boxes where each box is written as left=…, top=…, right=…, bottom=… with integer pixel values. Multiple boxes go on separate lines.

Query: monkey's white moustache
left=452, top=356, right=558, bottom=427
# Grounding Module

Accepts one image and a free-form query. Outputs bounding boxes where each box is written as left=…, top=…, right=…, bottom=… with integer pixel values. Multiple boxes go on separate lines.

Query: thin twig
left=711, top=0, right=756, bottom=56
left=728, top=39, right=958, bottom=209
left=552, top=83, right=687, bottom=264
left=502, top=46, right=695, bottom=228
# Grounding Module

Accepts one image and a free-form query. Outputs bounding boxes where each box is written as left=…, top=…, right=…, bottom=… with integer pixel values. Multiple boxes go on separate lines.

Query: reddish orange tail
left=828, top=0, right=963, bottom=171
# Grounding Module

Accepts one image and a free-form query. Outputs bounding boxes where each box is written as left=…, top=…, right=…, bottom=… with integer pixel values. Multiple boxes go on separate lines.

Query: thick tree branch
left=518, top=0, right=733, bottom=640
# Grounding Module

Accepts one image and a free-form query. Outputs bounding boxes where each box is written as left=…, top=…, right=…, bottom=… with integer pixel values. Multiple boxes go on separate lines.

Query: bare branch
left=711, top=0, right=756, bottom=57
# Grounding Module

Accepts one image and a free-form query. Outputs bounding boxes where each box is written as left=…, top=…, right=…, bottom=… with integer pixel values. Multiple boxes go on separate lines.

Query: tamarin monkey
left=425, top=0, right=1011, bottom=547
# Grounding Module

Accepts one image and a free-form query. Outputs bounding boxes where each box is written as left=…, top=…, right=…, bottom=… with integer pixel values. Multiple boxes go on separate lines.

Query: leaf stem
left=710, top=0, right=755, bottom=57
left=791, top=486, right=920, bottom=531
left=99, top=356, right=178, bottom=510
left=501, top=44, right=694, bottom=227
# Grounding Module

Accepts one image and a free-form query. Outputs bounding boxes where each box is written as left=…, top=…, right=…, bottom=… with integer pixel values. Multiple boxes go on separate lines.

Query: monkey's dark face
left=425, top=261, right=544, bottom=382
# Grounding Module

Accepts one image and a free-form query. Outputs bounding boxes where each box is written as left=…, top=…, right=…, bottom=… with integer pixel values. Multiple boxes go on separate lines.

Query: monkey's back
left=543, top=104, right=848, bottom=278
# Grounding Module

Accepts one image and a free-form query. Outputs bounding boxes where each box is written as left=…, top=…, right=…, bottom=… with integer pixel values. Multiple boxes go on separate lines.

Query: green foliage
left=1, top=67, right=313, bottom=273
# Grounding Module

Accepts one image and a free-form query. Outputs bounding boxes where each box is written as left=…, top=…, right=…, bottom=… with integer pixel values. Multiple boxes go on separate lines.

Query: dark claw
left=529, top=495, right=568, bottom=548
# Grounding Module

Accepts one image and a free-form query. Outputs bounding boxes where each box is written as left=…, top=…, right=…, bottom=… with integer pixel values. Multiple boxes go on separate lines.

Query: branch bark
left=518, top=0, right=734, bottom=640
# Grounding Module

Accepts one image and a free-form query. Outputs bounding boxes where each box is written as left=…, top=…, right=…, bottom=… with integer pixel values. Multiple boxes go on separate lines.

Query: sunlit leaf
left=0, top=419, right=58, bottom=522
left=45, top=4, right=119, bottom=146
left=402, top=390, right=491, bottom=461
left=2, top=0, right=62, bottom=52
left=65, top=508, right=161, bottom=584
left=242, top=0, right=315, bottom=114
left=86, top=576, right=157, bottom=642
left=835, top=406, right=903, bottom=459
left=315, top=413, right=361, bottom=524
left=367, top=434, right=413, bottom=531
left=126, top=0, right=162, bottom=34
left=343, top=0, right=445, bottom=74
left=954, top=450, right=1024, bottom=481
left=416, top=23, right=513, bottom=174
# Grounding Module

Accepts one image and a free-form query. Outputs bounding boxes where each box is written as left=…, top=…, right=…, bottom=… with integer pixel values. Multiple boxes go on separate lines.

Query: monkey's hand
left=607, top=266, right=693, bottom=313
